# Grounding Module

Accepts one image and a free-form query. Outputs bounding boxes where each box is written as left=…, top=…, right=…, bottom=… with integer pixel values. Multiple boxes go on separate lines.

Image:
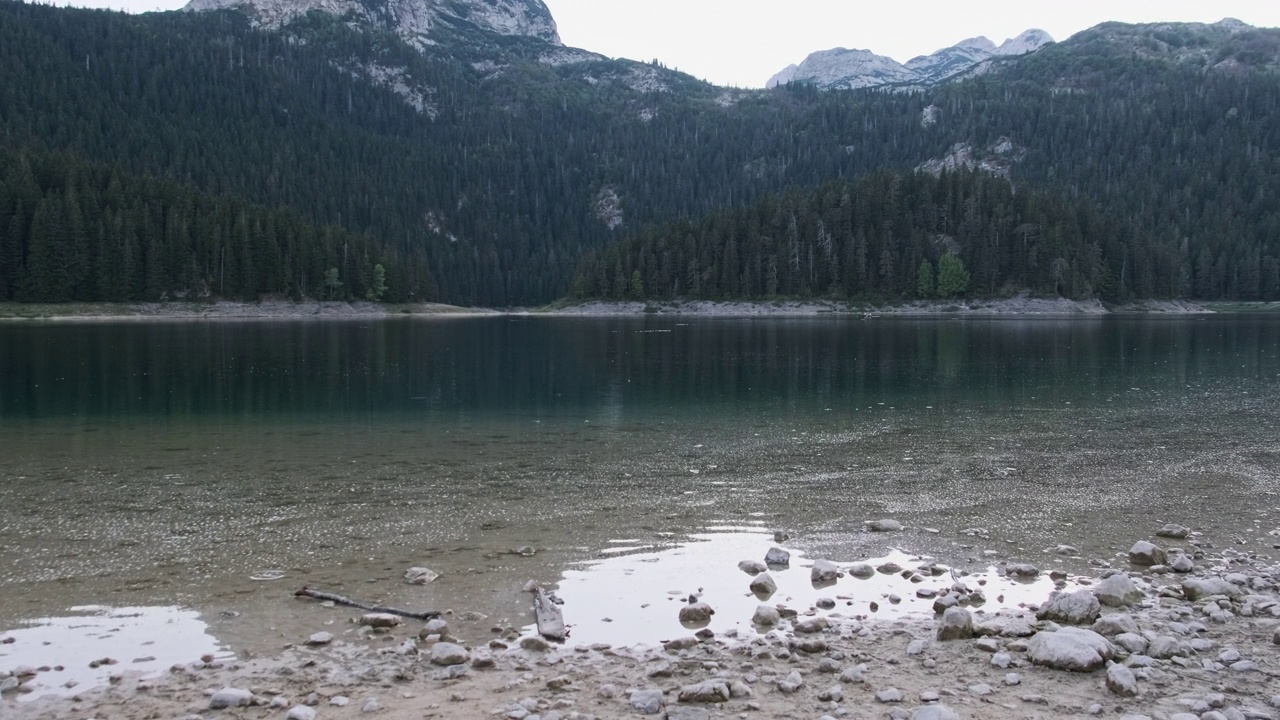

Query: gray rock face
left=1183, top=577, right=1245, bottom=600
left=1105, top=663, right=1139, bottom=696
left=1027, top=628, right=1114, bottom=672
left=867, top=519, right=904, bottom=532
left=811, top=559, right=839, bottom=583
left=752, top=605, right=781, bottom=626
left=287, top=706, right=317, bottom=720
left=910, top=705, right=960, bottom=720
left=677, top=680, right=730, bottom=703
left=1038, top=589, right=1102, bottom=624
left=749, top=572, right=778, bottom=597
left=765, top=547, right=790, bottom=566
left=1128, top=541, right=1167, bottom=567
left=429, top=642, right=469, bottom=666
left=209, top=688, right=254, bottom=709
left=1094, top=575, right=1143, bottom=608
left=936, top=607, right=974, bottom=641
left=629, top=688, right=664, bottom=714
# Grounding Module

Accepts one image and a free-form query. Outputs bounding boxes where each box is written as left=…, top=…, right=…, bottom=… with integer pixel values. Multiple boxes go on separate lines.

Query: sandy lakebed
left=3, top=521, right=1279, bottom=720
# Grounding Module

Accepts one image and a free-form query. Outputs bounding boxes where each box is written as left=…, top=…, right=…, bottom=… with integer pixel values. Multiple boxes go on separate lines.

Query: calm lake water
left=1, top=315, right=1278, bottom=694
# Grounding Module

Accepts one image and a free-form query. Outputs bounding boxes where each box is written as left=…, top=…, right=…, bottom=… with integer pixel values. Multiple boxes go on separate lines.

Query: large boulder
left=1026, top=628, right=1114, bottom=672
left=1037, top=589, right=1101, bottom=624
left=1094, top=575, right=1144, bottom=608
left=936, top=607, right=974, bottom=641
left=1127, top=541, right=1167, bottom=567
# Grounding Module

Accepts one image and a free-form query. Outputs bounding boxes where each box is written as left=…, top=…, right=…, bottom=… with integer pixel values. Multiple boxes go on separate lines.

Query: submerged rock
left=867, top=519, right=904, bottom=532
left=752, top=605, right=781, bottom=626
left=404, top=567, right=439, bottom=585
left=678, top=601, right=714, bottom=626
left=738, top=560, right=767, bottom=575
left=765, top=547, right=791, bottom=566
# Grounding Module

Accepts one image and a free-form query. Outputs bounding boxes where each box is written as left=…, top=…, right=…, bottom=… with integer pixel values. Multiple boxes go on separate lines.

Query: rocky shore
left=543, top=298, right=1232, bottom=317
left=4, top=522, right=1278, bottom=720
left=0, top=300, right=492, bottom=321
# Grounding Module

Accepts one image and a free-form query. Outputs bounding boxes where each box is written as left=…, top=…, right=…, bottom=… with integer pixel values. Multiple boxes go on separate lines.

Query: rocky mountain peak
left=184, top=0, right=561, bottom=46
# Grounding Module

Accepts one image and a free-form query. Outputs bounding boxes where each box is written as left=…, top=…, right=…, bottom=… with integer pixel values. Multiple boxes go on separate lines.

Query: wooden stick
left=532, top=586, right=567, bottom=641
left=295, top=586, right=441, bottom=620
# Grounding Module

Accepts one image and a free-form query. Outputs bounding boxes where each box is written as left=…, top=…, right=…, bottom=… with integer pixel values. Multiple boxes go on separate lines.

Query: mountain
left=767, top=29, right=1053, bottom=89
left=183, top=0, right=561, bottom=46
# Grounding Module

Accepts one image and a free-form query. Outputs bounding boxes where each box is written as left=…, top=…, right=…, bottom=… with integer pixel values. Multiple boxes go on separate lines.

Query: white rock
left=287, top=706, right=317, bottom=720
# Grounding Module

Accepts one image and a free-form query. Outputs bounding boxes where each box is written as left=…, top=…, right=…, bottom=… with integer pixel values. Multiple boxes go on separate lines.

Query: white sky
left=52, top=0, right=1280, bottom=88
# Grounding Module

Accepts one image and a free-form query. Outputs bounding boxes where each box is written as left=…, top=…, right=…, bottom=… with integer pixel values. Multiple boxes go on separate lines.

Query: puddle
left=0, top=606, right=229, bottom=701
left=539, top=529, right=1067, bottom=647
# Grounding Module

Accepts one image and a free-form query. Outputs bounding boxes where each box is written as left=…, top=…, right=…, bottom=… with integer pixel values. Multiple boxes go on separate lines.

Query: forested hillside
left=1, top=1, right=1278, bottom=304
left=572, top=170, right=1173, bottom=302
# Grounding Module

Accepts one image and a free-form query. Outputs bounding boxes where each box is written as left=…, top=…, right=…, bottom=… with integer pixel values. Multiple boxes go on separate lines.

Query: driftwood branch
left=295, top=586, right=441, bottom=620
left=532, top=586, right=566, bottom=641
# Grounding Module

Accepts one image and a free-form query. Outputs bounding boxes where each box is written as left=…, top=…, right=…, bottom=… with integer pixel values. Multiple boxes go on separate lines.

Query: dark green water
left=0, top=315, right=1278, bottom=661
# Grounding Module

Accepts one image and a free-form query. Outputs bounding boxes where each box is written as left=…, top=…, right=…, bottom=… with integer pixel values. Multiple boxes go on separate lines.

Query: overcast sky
left=54, top=0, right=1280, bottom=88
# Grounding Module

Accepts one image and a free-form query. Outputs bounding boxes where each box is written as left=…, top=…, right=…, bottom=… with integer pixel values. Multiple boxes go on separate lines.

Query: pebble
left=738, top=560, right=767, bottom=575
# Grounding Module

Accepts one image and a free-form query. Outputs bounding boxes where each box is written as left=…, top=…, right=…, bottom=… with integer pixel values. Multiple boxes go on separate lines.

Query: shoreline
left=3, top=298, right=1278, bottom=322
left=3, top=524, right=1278, bottom=720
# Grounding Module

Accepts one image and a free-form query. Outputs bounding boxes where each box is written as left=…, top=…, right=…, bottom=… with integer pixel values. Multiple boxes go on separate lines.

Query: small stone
left=404, top=567, right=439, bottom=584
left=330, top=696, right=349, bottom=707
left=751, top=604, right=780, bottom=626
left=629, top=688, right=664, bottom=715
left=969, top=683, right=993, bottom=696
left=811, top=559, right=840, bottom=583
left=840, top=664, right=867, bottom=684
left=362, top=697, right=381, bottom=713
left=848, top=563, right=875, bottom=579
left=936, top=607, right=973, bottom=641
left=287, top=706, right=317, bottom=720
left=818, top=684, right=842, bottom=702
left=750, top=572, right=778, bottom=596
left=1127, top=541, right=1167, bottom=567
left=1004, top=673, right=1021, bottom=686
left=1155, top=524, right=1191, bottom=539
left=793, top=617, right=828, bottom=634
left=430, top=643, right=469, bottom=666
left=738, top=560, right=767, bottom=575
left=663, top=637, right=698, bottom=652
left=777, top=671, right=804, bottom=694
left=678, top=602, right=714, bottom=625
left=469, top=648, right=495, bottom=669
left=596, top=684, right=618, bottom=699
left=306, top=632, right=334, bottom=646
left=911, top=705, right=960, bottom=720
left=868, top=519, right=904, bottom=532
left=1170, top=555, right=1194, bottom=573
left=521, top=636, right=551, bottom=652
left=975, top=637, right=1000, bottom=652
left=360, top=613, right=402, bottom=628
left=875, top=688, right=904, bottom=703
left=1105, top=663, right=1139, bottom=696
left=991, top=652, right=1013, bottom=668
left=209, top=688, right=254, bottom=709
left=1038, top=589, right=1102, bottom=623
left=765, top=547, right=790, bottom=566
left=1093, top=575, right=1143, bottom=608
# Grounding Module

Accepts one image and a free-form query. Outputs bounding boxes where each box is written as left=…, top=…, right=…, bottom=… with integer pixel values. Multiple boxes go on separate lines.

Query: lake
left=1, top=315, right=1278, bottom=694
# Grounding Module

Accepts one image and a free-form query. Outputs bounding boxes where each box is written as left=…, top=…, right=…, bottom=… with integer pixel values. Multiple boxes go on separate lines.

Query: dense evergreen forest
left=0, top=147, right=426, bottom=302
left=0, top=1, right=1278, bottom=304
left=571, top=170, right=1215, bottom=302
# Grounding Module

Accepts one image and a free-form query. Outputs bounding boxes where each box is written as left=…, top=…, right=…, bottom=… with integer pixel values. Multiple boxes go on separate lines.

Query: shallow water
left=1, top=315, right=1278, bottom=696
